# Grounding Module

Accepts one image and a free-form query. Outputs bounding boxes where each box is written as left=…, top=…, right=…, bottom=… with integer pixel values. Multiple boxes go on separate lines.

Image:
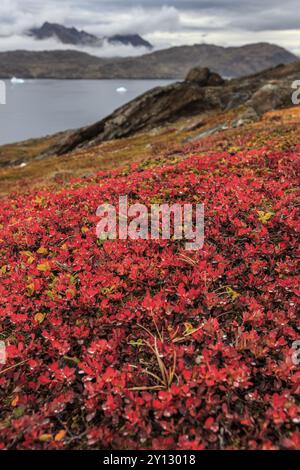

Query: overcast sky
left=0, top=0, right=300, bottom=56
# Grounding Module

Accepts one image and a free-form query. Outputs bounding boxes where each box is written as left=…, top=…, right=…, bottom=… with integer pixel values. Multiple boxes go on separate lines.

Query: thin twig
left=0, top=359, right=29, bottom=376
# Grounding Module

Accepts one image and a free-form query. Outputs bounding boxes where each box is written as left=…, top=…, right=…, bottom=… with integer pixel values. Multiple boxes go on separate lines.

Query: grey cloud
left=0, top=1, right=300, bottom=55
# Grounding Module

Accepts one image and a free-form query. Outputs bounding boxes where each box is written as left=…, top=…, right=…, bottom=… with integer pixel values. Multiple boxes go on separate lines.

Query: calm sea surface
left=0, top=79, right=173, bottom=146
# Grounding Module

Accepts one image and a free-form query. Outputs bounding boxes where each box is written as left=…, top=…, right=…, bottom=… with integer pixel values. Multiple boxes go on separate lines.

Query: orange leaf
left=11, top=395, right=19, bottom=407
left=35, top=312, right=46, bottom=324
left=54, top=430, right=66, bottom=442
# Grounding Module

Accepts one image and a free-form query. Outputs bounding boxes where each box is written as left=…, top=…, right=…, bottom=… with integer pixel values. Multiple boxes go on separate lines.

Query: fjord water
left=0, top=79, right=173, bottom=146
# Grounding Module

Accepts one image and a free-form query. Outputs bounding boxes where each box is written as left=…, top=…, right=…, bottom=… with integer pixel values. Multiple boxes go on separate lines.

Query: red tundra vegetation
left=0, top=113, right=299, bottom=450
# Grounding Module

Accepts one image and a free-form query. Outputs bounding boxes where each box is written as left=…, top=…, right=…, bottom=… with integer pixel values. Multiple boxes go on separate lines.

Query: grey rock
left=246, top=81, right=293, bottom=115
left=184, top=124, right=228, bottom=143
left=232, top=107, right=259, bottom=127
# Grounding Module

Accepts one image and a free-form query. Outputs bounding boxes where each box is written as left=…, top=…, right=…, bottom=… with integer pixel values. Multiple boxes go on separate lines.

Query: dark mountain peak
left=28, top=23, right=153, bottom=49
left=107, top=34, right=153, bottom=49
left=185, top=66, right=225, bottom=86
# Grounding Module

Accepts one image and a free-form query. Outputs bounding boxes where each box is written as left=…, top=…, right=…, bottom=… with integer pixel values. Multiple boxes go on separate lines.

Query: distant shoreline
left=0, top=76, right=179, bottom=81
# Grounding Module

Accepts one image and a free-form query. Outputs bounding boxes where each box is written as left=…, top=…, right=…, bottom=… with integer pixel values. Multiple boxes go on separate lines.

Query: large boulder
left=185, top=67, right=225, bottom=86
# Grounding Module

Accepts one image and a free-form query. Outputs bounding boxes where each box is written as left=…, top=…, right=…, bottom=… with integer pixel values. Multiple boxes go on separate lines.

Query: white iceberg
left=11, top=77, right=25, bottom=84
left=116, top=87, right=127, bottom=94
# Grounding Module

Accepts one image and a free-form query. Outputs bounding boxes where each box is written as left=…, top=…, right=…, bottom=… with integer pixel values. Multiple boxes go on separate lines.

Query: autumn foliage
left=0, top=134, right=299, bottom=449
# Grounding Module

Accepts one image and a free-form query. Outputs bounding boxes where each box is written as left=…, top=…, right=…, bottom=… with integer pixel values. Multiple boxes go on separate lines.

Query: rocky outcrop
left=52, top=77, right=230, bottom=155
left=50, top=62, right=300, bottom=156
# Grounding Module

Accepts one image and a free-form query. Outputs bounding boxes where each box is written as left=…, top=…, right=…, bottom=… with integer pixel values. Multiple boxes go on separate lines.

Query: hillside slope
left=0, top=106, right=299, bottom=450
left=47, top=61, right=300, bottom=156
left=0, top=42, right=297, bottom=79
